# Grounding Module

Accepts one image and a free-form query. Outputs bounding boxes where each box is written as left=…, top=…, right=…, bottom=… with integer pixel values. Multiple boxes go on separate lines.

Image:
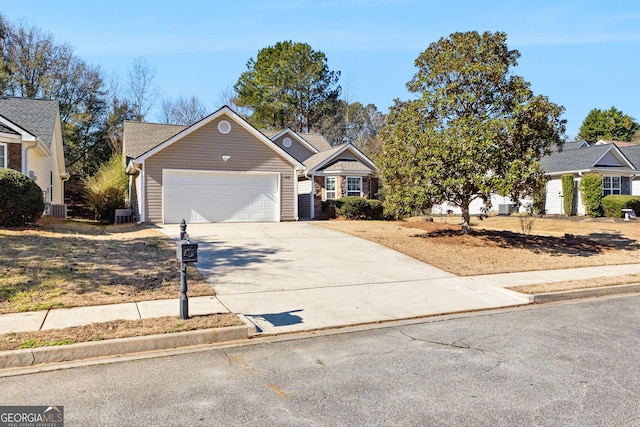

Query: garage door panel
left=163, top=171, right=279, bottom=224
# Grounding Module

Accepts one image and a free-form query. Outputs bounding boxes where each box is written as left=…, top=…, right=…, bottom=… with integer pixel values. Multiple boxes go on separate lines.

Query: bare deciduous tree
left=217, top=85, right=251, bottom=118
left=127, top=57, right=159, bottom=121
left=159, top=95, right=208, bottom=125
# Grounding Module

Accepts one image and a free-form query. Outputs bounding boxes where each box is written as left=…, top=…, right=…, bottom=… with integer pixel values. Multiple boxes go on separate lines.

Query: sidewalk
left=2, top=263, right=640, bottom=336
left=0, top=296, right=229, bottom=335
left=1, top=265, right=640, bottom=371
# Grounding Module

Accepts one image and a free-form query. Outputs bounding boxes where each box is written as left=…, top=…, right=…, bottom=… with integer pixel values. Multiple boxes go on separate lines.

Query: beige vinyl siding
left=30, top=118, right=66, bottom=205
left=271, top=134, right=315, bottom=162
left=129, top=173, right=142, bottom=221
left=29, top=150, right=52, bottom=202
left=144, top=117, right=296, bottom=223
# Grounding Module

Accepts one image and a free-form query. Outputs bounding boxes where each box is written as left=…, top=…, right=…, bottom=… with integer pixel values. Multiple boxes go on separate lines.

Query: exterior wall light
left=222, top=155, right=231, bottom=162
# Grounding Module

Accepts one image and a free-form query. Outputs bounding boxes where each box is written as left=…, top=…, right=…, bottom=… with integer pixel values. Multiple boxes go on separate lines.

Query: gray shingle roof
left=304, top=144, right=346, bottom=171
left=303, top=143, right=376, bottom=174
left=0, top=122, right=19, bottom=135
left=620, top=145, right=640, bottom=169
left=0, top=96, right=59, bottom=149
left=262, top=130, right=332, bottom=152
left=300, top=133, right=332, bottom=152
left=124, top=121, right=187, bottom=159
left=541, top=144, right=628, bottom=173
left=558, top=139, right=590, bottom=151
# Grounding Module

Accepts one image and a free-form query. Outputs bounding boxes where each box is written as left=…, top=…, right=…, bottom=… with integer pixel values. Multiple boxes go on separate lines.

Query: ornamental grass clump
left=84, top=154, right=128, bottom=224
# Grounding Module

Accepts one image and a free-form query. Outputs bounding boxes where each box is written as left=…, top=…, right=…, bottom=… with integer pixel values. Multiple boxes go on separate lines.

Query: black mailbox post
left=176, top=219, right=198, bottom=319
left=177, top=241, right=198, bottom=263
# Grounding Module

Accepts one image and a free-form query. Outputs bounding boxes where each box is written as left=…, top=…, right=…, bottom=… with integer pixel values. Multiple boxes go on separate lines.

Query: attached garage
left=124, top=107, right=304, bottom=224
left=163, top=170, right=279, bottom=224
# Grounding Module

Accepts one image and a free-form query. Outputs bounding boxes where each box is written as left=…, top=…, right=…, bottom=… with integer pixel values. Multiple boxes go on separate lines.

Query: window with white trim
left=602, top=176, right=621, bottom=196
left=325, top=176, right=336, bottom=200
left=0, top=143, right=6, bottom=168
left=346, top=176, right=362, bottom=197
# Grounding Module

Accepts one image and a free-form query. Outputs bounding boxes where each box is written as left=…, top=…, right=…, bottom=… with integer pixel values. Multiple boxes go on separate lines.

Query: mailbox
left=176, top=240, right=198, bottom=263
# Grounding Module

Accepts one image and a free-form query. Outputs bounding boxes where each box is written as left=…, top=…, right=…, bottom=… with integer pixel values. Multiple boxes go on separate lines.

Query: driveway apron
left=158, top=222, right=530, bottom=334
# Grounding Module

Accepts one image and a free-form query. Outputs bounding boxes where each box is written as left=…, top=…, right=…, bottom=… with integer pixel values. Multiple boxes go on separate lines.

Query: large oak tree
left=234, top=41, right=341, bottom=132
left=380, top=31, right=566, bottom=233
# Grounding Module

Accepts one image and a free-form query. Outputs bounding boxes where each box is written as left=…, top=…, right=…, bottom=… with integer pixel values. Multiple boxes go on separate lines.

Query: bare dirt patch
left=0, top=219, right=214, bottom=314
left=316, top=216, right=640, bottom=276
left=0, top=313, right=242, bottom=351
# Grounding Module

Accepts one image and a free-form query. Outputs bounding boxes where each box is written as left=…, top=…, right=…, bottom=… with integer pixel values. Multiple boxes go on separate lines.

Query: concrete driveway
left=159, top=222, right=530, bottom=334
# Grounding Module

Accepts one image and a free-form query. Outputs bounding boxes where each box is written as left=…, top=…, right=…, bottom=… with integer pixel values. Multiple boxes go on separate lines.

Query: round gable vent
left=218, top=120, right=231, bottom=134
left=283, top=137, right=292, bottom=147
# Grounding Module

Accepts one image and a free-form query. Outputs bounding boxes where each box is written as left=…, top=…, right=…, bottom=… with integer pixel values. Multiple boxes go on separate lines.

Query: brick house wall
left=7, top=143, right=21, bottom=171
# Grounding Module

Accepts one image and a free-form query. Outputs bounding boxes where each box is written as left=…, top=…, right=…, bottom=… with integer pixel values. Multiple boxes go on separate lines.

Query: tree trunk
left=461, top=200, right=471, bottom=234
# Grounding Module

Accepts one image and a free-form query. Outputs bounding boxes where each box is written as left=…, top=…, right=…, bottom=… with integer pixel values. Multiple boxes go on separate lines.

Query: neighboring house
left=0, top=96, right=68, bottom=216
left=123, top=106, right=379, bottom=224
left=540, top=140, right=637, bottom=215
left=433, top=139, right=640, bottom=217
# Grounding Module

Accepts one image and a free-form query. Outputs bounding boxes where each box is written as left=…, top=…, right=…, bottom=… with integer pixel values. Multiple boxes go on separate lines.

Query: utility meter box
left=176, top=241, right=198, bottom=263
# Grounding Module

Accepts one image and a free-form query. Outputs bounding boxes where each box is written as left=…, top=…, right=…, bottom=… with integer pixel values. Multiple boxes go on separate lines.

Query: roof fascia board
left=135, top=106, right=304, bottom=170
left=546, top=168, right=638, bottom=177
left=0, top=115, right=37, bottom=141
left=315, top=170, right=376, bottom=176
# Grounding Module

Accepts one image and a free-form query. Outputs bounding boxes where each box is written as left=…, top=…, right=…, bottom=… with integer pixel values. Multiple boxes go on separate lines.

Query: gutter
left=125, top=160, right=141, bottom=175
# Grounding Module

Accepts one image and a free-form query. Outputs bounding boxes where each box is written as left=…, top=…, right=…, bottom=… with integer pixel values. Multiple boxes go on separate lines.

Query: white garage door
left=163, top=170, right=279, bottom=224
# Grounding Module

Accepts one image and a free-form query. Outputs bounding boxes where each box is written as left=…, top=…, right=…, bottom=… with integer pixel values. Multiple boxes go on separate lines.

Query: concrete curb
left=0, top=325, right=251, bottom=370
left=532, top=283, right=640, bottom=303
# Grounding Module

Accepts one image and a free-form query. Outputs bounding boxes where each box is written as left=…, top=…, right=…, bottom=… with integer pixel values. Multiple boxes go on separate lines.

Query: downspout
left=22, top=139, right=39, bottom=176
left=60, top=173, right=70, bottom=205
left=293, top=166, right=299, bottom=221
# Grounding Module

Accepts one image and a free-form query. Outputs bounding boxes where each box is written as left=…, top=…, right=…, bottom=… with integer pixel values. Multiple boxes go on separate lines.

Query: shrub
left=335, top=196, right=386, bottom=220
left=579, top=174, right=603, bottom=217
left=532, top=187, right=546, bottom=215
left=84, top=154, right=128, bottom=224
left=561, top=174, right=575, bottom=216
left=602, top=195, right=640, bottom=218
left=368, top=199, right=385, bottom=220
left=336, top=196, right=371, bottom=219
left=0, top=168, right=45, bottom=226
left=320, top=199, right=337, bottom=219
left=516, top=212, right=536, bottom=235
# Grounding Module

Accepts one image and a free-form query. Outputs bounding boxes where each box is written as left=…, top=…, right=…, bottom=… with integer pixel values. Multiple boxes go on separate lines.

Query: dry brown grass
left=0, top=219, right=242, bottom=350
left=0, top=219, right=214, bottom=314
left=0, top=313, right=243, bottom=351
left=316, top=215, right=640, bottom=276
left=508, top=274, right=640, bottom=294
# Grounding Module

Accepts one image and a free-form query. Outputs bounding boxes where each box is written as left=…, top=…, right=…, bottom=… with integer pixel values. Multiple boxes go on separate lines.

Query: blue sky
left=3, top=0, right=640, bottom=138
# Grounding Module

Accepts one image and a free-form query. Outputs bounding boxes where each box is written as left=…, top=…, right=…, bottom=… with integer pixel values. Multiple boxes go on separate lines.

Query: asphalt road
left=1, top=295, right=639, bottom=426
